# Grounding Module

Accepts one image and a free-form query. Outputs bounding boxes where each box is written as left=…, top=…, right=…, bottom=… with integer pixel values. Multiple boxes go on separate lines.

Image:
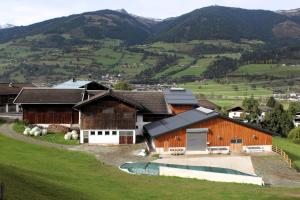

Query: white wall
left=80, top=129, right=136, bottom=144
left=136, top=114, right=150, bottom=135
left=228, top=111, right=243, bottom=119
left=159, top=166, right=263, bottom=185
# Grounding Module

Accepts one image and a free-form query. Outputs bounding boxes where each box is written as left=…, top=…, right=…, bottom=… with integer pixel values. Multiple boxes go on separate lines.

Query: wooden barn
left=74, top=90, right=172, bottom=144
left=14, top=88, right=84, bottom=127
left=0, top=83, right=35, bottom=113
left=144, top=107, right=274, bottom=154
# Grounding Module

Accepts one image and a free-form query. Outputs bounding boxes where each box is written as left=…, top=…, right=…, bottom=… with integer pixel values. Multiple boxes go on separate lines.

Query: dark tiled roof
left=74, top=90, right=169, bottom=114
left=163, top=88, right=198, bottom=105
left=14, top=88, right=84, bottom=104
left=114, top=91, right=169, bottom=114
left=0, top=83, right=36, bottom=95
left=198, top=97, right=221, bottom=110
left=227, top=106, right=245, bottom=112
left=144, top=107, right=275, bottom=137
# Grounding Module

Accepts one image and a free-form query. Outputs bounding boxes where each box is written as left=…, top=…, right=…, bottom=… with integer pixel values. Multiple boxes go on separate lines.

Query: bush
left=288, top=127, right=300, bottom=141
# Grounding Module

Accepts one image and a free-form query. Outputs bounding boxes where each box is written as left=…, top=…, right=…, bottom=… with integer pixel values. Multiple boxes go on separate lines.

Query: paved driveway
left=153, top=155, right=256, bottom=175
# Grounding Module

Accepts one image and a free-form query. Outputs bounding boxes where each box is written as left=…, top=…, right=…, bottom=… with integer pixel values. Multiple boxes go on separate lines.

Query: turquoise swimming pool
left=120, top=162, right=255, bottom=177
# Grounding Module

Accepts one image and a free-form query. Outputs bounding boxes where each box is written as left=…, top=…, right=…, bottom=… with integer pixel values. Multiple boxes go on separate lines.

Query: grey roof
left=53, top=79, right=92, bottom=89
left=163, top=88, right=198, bottom=105
left=144, top=107, right=276, bottom=137
left=144, top=107, right=219, bottom=137
left=53, top=79, right=109, bottom=90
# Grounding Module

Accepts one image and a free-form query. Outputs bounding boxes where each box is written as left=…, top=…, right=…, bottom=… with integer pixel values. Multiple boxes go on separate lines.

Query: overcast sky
left=1, top=0, right=299, bottom=26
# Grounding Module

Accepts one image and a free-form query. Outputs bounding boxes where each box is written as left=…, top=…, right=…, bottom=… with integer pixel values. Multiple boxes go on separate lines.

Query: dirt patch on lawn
left=69, top=143, right=154, bottom=167
left=252, top=154, right=300, bottom=187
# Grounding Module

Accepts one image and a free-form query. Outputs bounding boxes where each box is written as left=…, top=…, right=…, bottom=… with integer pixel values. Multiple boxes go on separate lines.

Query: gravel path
left=0, top=123, right=153, bottom=167
left=252, top=154, right=300, bottom=187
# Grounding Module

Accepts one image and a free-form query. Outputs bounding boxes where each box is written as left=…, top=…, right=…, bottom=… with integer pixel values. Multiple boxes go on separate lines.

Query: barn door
left=230, top=139, right=243, bottom=153
left=119, top=131, right=134, bottom=144
left=186, top=130, right=207, bottom=151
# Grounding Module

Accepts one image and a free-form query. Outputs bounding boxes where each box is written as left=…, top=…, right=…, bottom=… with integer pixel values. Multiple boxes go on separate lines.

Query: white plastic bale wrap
left=42, top=129, right=48, bottom=135
left=23, top=127, right=31, bottom=135
left=64, top=132, right=72, bottom=140
left=71, top=130, right=78, bottom=140
left=71, top=134, right=78, bottom=140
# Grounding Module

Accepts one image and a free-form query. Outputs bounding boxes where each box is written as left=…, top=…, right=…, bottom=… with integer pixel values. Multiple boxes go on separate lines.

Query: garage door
left=186, top=129, right=208, bottom=151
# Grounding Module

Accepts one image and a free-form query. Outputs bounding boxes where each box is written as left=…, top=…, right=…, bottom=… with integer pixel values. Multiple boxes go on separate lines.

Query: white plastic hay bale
left=41, top=129, right=47, bottom=135
left=34, top=130, right=41, bottom=137
left=71, top=133, right=78, bottom=140
left=71, top=130, right=78, bottom=135
left=23, top=127, right=31, bottom=135
left=64, top=132, right=72, bottom=140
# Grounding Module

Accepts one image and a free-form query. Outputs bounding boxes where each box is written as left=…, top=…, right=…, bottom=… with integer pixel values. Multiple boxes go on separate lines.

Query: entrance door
left=186, top=131, right=207, bottom=151
left=230, top=139, right=243, bottom=153
left=163, top=141, right=169, bottom=152
left=119, top=131, right=134, bottom=144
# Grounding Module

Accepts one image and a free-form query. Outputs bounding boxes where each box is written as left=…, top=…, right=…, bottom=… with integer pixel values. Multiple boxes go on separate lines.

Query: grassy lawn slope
left=273, top=137, right=300, bottom=169
left=0, top=134, right=299, bottom=200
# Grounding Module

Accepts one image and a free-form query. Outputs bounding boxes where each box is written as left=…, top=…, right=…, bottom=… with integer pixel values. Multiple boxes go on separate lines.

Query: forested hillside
left=0, top=6, right=299, bottom=85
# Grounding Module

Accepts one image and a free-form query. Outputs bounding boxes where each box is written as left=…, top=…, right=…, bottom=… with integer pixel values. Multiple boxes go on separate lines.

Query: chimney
left=72, top=77, right=76, bottom=82
left=8, top=82, right=13, bottom=87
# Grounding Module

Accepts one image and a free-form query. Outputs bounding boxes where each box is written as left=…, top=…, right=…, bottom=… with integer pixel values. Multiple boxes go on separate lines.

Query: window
left=90, top=131, right=96, bottom=136
left=231, top=139, right=243, bottom=144
left=112, top=131, right=117, bottom=135
left=105, top=131, right=110, bottom=135
left=123, top=112, right=134, bottom=119
left=97, top=131, right=103, bottom=136
left=119, top=131, right=134, bottom=136
left=102, top=108, right=114, bottom=114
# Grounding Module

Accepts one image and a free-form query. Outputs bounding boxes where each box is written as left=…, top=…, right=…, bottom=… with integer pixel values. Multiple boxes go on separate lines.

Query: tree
left=266, top=96, right=276, bottom=108
left=263, top=101, right=294, bottom=137
left=288, top=102, right=300, bottom=116
left=114, top=81, right=133, bottom=91
left=288, top=127, right=300, bottom=142
left=242, top=96, right=260, bottom=124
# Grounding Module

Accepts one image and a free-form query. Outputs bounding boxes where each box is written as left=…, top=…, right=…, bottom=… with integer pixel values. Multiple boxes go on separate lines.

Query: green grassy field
left=273, top=137, right=300, bottom=169
left=179, top=81, right=273, bottom=108
left=233, top=64, right=300, bottom=77
left=0, top=134, right=300, bottom=200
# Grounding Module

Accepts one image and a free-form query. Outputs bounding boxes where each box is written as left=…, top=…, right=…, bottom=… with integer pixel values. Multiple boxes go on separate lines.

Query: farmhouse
left=227, top=106, right=245, bottom=120
left=0, top=82, right=35, bottom=113
left=14, top=87, right=199, bottom=144
left=144, top=107, right=274, bottom=154
left=293, top=112, right=300, bottom=127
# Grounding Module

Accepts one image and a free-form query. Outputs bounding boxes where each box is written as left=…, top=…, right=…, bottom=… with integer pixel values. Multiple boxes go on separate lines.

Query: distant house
left=53, top=78, right=109, bottom=90
left=144, top=107, right=274, bottom=154
left=227, top=106, right=245, bottom=120
left=0, top=83, right=35, bottom=113
left=163, top=88, right=199, bottom=114
left=258, top=105, right=272, bottom=121
left=293, top=112, right=300, bottom=127
left=197, top=96, right=221, bottom=110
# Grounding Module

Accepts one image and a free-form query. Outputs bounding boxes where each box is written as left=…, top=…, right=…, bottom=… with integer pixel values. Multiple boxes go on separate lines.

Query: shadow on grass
left=0, top=164, right=89, bottom=200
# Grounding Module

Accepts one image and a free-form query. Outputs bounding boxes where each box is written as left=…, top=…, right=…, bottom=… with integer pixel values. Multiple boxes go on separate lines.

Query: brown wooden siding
left=170, top=105, right=195, bottom=114
left=23, top=104, right=78, bottom=124
left=154, top=117, right=272, bottom=148
left=80, top=97, right=136, bottom=130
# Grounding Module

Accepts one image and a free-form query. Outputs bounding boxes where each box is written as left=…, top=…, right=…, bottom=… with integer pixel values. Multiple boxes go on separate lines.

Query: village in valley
left=1, top=1, right=300, bottom=200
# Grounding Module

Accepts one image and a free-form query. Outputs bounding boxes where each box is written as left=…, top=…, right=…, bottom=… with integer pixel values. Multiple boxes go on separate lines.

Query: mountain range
left=0, top=6, right=299, bottom=85
left=0, top=6, right=300, bottom=44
